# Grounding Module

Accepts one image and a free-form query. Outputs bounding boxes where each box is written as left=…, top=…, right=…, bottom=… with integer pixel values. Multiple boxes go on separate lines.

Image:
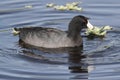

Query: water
left=0, top=0, right=120, bottom=80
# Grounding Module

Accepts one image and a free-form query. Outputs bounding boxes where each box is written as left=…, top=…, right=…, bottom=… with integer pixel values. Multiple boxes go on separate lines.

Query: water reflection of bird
left=68, top=47, right=87, bottom=73
left=68, top=47, right=88, bottom=79
left=14, top=15, right=93, bottom=48
left=19, top=41, right=89, bottom=79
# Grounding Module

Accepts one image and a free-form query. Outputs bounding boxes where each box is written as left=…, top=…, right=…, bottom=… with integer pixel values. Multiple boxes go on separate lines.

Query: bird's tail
left=12, top=28, right=20, bottom=35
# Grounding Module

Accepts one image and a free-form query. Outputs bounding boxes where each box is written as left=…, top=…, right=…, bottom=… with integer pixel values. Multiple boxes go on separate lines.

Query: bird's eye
left=81, top=22, right=86, bottom=26
left=81, top=18, right=87, bottom=24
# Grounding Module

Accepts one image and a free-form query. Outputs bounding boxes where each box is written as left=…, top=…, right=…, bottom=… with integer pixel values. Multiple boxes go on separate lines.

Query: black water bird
left=14, top=15, right=93, bottom=48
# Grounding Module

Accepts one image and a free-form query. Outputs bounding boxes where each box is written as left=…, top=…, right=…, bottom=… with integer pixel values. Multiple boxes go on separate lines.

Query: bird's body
left=14, top=15, right=93, bottom=48
left=15, top=27, right=82, bottom=48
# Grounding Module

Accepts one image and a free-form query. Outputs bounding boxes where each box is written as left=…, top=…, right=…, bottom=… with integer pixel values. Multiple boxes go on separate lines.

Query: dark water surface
left=0, top=0, right=120, bottom=80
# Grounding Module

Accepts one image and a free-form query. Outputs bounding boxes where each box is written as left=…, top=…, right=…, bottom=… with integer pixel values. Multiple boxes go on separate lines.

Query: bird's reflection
left=19, top=40, right=88, bottom=79
left=68, top=47, right=87, bottom=73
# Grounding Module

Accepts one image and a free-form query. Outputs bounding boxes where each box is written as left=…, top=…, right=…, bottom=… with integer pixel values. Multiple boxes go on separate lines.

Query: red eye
left=82, top=19, right=87, bottom=25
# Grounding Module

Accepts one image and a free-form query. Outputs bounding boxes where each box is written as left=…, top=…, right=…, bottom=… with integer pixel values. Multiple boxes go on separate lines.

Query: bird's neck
left=67, top=25, right=81, bottom=40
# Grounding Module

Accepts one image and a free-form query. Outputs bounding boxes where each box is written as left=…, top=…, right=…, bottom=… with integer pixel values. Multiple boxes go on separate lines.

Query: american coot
left=14, top=15, right=94, bottom=48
